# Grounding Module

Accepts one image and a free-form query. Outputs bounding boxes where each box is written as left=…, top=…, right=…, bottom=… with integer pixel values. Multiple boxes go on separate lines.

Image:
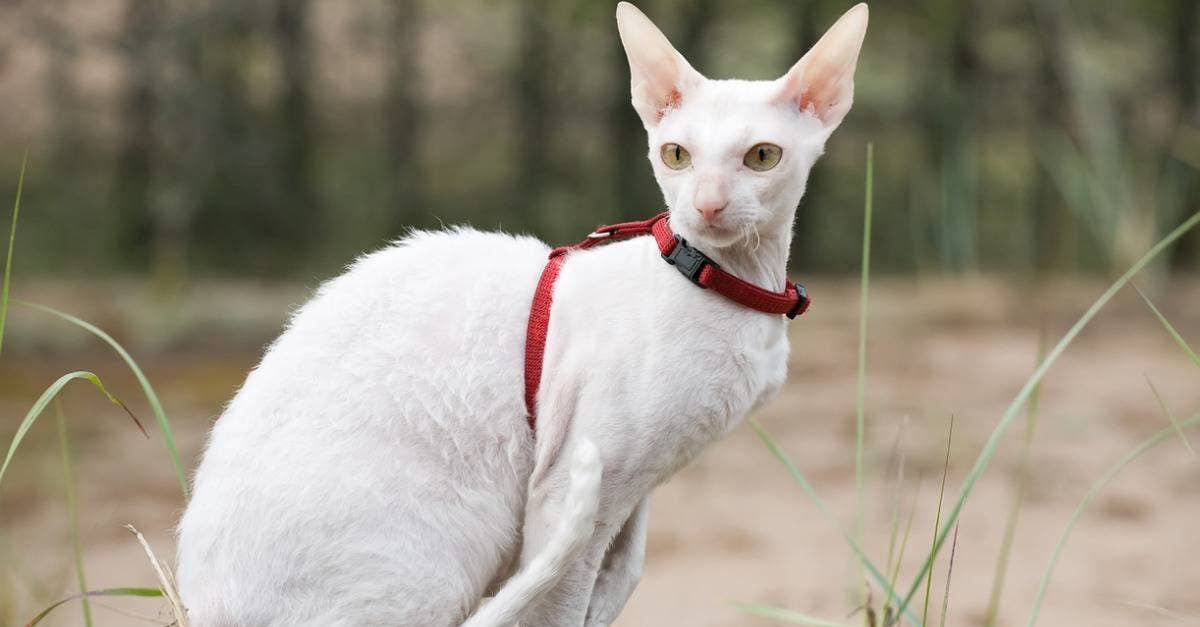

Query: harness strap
left=523, top=212, right=810, bottom=431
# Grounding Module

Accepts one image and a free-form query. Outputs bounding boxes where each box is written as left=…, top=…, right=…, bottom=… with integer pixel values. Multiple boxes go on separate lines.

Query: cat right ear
left=616, top=2, right=704, bottom=128
left=775, top=3, right=869, bottom=131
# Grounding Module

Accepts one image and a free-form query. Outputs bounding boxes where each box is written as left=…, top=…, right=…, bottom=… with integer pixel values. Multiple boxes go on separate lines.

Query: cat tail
left=461, top=437, right=602, bottom=627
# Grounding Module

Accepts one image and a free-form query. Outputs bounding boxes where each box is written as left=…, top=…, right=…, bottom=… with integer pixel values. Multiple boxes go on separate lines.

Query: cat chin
left=686, top=224, right=750, bottom=250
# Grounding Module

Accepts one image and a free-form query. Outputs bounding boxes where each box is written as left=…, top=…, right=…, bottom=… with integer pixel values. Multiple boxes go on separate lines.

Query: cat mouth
left=701, top=221, right=739, bottom=237
left=693, top=221, right=747, bottom=247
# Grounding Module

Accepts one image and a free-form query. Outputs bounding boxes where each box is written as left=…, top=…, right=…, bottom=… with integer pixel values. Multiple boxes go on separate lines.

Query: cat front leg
left=584, top=496, right=649, bottom=627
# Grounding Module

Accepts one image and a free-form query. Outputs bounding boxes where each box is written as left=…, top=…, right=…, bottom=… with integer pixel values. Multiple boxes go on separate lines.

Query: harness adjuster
left=786, top=283, right=811, bottom=319
left=662, top=235, right=713, bottom=287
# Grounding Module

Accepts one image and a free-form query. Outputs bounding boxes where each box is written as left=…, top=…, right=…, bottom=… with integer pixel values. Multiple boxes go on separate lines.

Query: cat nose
left=694, top=177, right=728, bottom=222
left=696, top=202, right=726, bottom=222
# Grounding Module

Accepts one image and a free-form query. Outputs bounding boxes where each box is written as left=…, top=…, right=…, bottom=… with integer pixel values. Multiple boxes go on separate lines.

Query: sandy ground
left=1, top=277, right=1198, bottom=627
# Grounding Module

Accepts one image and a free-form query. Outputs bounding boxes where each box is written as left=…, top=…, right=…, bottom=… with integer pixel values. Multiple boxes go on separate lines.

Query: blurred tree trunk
left=275, top=0, right=319, bottom=254
left=786, top=0, right=823, bottom=270
left=940, top=0, right=981, bottom=272
left=386, top=0, right=424, bottom=234
left=675, top=0, right=715, bottom=67
left=1169, top=0, right=1200, bottom=270
left=514, top=0, right=552, bottom=231
left=112, top=0, right=158, bottom=270
left=609, top=0, right=654, bottom=223
left=37, top=14, right=77, bottom=162
left=1029, top=0, right=1076, bottom=273
left=607, top=0, right=714, bottom=227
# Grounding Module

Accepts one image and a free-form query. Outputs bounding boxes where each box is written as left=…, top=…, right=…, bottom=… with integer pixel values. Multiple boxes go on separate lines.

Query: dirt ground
left=1, top=277, right=1198, bottom=627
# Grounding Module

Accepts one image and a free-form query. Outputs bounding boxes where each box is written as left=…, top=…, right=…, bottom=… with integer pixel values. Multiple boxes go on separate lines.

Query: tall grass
left=0, top=160, right=181, bottom=624
left=983, top=336, right=1046, bottom=626
left=0, top=372, right=144, bottom=487
left=0, top=152, right=24, bottom=358
left=920, top=416, right=953, bottom=626
left=55, top=401, right=92, bottom=627
left=742, top=140, right=1200, bottom=626
left=15, top=300, right=189, bottom=499
left=854, top=142, right=875, bottom=602
left=748, top=418, right=918, bottom=626
left=895, top=209, right=1200, bottom=618
left=1134, top=285, right=1200, bottom=369
left=1026, top=413, right=1200, bottom=626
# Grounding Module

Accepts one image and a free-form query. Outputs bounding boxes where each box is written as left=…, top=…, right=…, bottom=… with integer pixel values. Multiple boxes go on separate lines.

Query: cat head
left=616, top=2, right=868, bottom=251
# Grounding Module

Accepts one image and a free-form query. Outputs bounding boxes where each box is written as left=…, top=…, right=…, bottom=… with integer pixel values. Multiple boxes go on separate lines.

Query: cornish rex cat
left=176, top=3, right=868, bottom=625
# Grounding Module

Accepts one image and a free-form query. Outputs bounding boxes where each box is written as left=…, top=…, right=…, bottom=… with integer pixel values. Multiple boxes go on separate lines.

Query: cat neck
left=695, top=223, right=793, bottom=293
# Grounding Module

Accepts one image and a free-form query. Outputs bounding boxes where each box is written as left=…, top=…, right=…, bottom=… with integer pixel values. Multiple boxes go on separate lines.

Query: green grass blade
left=1133, top=284, right=1200, bottom=369
left=735, top=602, right=851, bottom=627
left=855, top=142, right=875, bottom=598
left=984, top=336, right=1047, bottom=626
left=938, top=524, right=959, bottom=627
left=1143, top=374, right=1194, bottom=457
left=14, top=300, right=189, bottom=500
left=55, top=401, right=92, bottom=627
left=749, top=418, right=923, bottom=627
left=883, top=481, right=920, bottom=623
left=1026, top=414, right=1200, bottom=626
left=0, top=152, right=27, bottom=359
left=921, top=415, right=954, bottom=625
left=880, top=427, right=909, bottom=621
left=883, top=445, right=905, bottom=607
left=25, top=587, right=162, bottom=627
left=0, top=371, right=143, bottom=489
left=898, top=209, right=1200, bottom=615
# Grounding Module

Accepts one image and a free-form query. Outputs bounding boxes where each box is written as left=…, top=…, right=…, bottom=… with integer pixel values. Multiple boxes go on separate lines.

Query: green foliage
left=55, top=402, right=92, bottom=627
left=744, top=144, right=1200, bottom=626
left=5, top=2, right=1200, bottom=278
left=896, top=209, right=1200, bottom=617
left=735, top=602, right=850, bottom=627
left=25, top=587, right=163, bottom=627
left=984, top=338, right=1046, bottom=626
left=1026, top=414, right=1200, bottom=626
left=854, top=143, right=873, bottom=602
left=15, top=300, right=189, bottom=500
left=1135, top=285, right=1200, bottom=370
left=921, top=416, right=953, bottom=626
left=0, top=161, right=182, bottom=625
left=0, top=152, right=23, bottom=357
left=747, top=417, right=922, bottom=627
left=0, top=371, right=143, bottom=489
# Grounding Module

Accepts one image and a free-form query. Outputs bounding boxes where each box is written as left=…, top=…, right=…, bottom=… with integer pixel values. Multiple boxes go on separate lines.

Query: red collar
left=523, top=212, right=810, bottom=430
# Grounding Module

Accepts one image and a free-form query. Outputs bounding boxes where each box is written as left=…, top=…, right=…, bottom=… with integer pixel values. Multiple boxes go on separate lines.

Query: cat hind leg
left=460, top=437, right=602, bottom=627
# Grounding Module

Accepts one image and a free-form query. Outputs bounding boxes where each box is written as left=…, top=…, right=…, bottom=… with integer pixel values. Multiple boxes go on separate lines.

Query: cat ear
left=775, top=3, right=869, bottom=130
left=616, top=2, right=704, bottom=128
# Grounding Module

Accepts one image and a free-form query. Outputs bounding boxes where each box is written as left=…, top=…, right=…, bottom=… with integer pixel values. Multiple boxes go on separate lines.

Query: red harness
left=523, top=212, right=810, bottom=431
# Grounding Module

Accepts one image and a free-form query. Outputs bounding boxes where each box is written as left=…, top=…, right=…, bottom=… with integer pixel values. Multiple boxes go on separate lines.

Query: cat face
left=617, top=2, right=868, bottom=250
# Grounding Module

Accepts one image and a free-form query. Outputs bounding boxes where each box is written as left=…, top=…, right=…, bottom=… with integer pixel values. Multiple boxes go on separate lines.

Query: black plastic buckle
left=662, top=235, right=713, bottom=287
left=786, top=283, right=810, bottom=319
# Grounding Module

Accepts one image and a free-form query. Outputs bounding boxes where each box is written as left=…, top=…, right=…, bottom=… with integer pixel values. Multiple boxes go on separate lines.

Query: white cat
left=175, top=3, right=867, bottom=626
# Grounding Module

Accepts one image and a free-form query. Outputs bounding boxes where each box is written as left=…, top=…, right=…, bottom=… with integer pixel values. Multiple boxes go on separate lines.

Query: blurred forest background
left=3, top=2, right=1200, bottom=625
left=1, top=0, right=1199, bottom=282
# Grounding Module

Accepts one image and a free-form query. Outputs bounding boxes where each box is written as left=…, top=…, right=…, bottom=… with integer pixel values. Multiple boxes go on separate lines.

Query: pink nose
left=694, top=177, right=728, bottom=223
left=696, top=202, right=726, bottom=222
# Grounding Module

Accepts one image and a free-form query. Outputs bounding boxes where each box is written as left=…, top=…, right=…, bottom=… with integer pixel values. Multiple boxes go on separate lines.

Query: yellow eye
left=744, top=143, right=782, bottom=171
left=660, top=143, right=691, bottom=170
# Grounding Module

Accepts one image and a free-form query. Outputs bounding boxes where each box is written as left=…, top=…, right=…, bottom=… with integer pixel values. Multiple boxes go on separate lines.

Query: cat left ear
left=616, top=2, right=704, bottom=128
left=775, top=3, right=869, bottom=131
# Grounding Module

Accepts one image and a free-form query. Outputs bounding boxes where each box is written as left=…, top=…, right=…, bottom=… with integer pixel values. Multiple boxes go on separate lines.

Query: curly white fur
left=176, top=3, right=867, bottom=625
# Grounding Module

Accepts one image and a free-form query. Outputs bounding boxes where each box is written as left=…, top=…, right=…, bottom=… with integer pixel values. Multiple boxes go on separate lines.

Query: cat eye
left=660, top=143, right=691, bottom=170
left=743, top=143, right=783, bottom=171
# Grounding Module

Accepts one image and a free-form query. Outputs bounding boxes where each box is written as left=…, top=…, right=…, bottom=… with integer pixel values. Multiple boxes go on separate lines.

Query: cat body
left=177, top=3, right=868, bottom=625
